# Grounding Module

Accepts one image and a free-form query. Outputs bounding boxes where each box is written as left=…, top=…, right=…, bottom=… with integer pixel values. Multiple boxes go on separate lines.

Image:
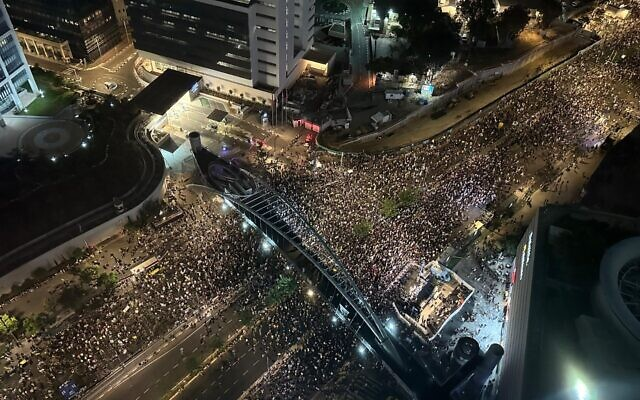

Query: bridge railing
left=227, top=188, right=392, bottom=346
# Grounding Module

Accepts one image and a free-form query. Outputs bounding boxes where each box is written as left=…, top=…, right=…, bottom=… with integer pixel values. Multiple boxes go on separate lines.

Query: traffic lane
left=87, top=300, right=247, bottom=400
left=177, top=337, right=270, bottom=400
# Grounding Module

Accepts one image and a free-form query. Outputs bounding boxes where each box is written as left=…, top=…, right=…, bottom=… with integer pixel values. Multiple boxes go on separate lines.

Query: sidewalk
left=321, top=31, right=594, bottom=153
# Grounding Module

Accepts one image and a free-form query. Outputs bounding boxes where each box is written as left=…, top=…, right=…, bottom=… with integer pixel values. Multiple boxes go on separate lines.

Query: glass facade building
left=127, top=0, right=315, bottom=103
left=5, top=0, right=121, bottom=62
left=0, top=0, right=38, bottom=115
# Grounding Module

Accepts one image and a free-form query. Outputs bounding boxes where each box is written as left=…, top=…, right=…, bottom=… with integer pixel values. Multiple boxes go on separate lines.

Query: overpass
left=189, top=132, right=501, bottom=399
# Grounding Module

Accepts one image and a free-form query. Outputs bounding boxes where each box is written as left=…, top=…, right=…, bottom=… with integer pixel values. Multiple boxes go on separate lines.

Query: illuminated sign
left=421, top=84, right=435, bottom=97
left=520, top=231, right=533, bottom=281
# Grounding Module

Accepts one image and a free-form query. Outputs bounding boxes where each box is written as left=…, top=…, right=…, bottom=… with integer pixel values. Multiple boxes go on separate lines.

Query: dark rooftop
left=582, top=125, right=640, bottom=217
left=132, top=69, right=202, bottom=115
left=207, top=108, right=229, bottom=122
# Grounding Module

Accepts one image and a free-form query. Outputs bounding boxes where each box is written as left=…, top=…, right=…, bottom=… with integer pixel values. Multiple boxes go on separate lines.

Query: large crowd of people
left=252, top=3, right=639, bottom=395
left=1, top=2, right=639, bottom=399
left=266, top=0, right=640, bottom=314
left=0, top=179, right=289, bottom=399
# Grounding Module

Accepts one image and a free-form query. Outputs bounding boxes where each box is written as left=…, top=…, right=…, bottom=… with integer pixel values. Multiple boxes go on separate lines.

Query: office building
left=0, top=0, right=38, bottom=115
left=497, top=205, right=640, bottom=400
left=111, top=0, right=132, bottom=43
left=5, top=0, right=121, bottom=63
left=126, top=0, right=315, bottom=105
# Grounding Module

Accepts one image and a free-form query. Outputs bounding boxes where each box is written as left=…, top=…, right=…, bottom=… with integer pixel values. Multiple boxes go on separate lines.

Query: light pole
left=94, top=35, right=103, bottom=59
left=123, top=20, right=131, bottom=44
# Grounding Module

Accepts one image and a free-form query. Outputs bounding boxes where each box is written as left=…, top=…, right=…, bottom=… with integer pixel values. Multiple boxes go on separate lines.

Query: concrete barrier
left=0, top=172, right=166, bottom=295
left=1, top=180, right=166, bottom=293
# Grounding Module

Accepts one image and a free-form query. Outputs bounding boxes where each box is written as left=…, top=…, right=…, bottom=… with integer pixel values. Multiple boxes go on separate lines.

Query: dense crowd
left=251, top=3, right=640, bottom=395
left=266, top=0, right=640, bottom=315
left=0, top=179, right=287, bottom=399
left=1, top=2, right=639, bottom=399
left=245, top=288, right=355, bottom=400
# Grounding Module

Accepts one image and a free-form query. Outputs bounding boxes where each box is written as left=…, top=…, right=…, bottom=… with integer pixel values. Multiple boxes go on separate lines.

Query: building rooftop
left=132, top=69, right=202, bottom=115
left=207, top=108, right=229, bottom=122
left=304, top=48, right=335, bottom=65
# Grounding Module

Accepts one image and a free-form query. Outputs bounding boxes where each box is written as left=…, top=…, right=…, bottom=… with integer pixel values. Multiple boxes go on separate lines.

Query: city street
left=84, top=294, right=247, bottom=400
left=26, top=43, right=141, bottom=98
left=344, top=0, right=371, bottom=88
left=1, top=1, right=639, bottom=400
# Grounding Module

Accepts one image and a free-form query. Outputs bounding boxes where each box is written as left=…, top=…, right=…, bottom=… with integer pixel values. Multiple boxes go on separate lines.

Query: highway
left=344, top=0, right=371, bottom=89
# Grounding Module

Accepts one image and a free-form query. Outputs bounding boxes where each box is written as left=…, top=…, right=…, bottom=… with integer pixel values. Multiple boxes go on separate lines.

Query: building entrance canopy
left=132, top=69, right=202, bottom=115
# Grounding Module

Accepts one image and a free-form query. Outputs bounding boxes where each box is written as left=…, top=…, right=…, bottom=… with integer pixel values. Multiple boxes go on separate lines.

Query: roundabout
left=19, top=119, right=86, bottom=158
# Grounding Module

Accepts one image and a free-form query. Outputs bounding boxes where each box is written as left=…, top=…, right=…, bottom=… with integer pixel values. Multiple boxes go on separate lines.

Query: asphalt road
left=174, top=333, right=271, bottom=400
left=26, top=42, right=141, bottom=98
left=344, top=0, right=371, bottom=88
left=84, top=294, right=247, bottom=400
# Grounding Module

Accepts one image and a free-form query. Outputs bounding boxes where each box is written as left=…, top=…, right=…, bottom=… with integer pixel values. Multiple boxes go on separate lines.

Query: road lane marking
left=242, top=370, right=249, bottom=376
left=252, top=359, right=260, bottom=366
left=173, top=363, right=179, bottom=369
left=143, top=387, right=150, bottom=394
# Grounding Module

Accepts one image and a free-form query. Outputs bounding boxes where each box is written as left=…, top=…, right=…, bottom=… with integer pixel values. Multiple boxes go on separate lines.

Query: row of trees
left=0, top=312, right=55, bottom=342
left=368, top=0, right=564, bottom=73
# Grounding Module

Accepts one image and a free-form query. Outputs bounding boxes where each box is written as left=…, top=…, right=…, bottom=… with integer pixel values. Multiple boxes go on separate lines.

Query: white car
left=104, top=81, right=118, bottom=92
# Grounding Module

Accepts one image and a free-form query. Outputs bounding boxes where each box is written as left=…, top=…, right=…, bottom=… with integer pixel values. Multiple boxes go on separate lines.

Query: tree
left=36, top=312, right=55, bottom=329
left=267, top=275, right=298, bottom=305
left=0, top=314, right=19, bottom=341
left=380, top=198, right=399, bottom=218
left=497, top=5, right=530, bottom=41
left=21, top=317, right=39, bottom=337
left=353, top=219, right=373, bottom=238
left=398, top=188, right=420, bottom=208
left=238, top=309, right=253, bottom=325
left=78, top=266, right=99, bottom=285
left=97, top=271, right=118, bottom=291
left=68, top=247, right=86, bottom=263
left=537, top=0, right=562, bottom=27
left=58, top=285, right=86, bottom=310
left=185, top=356, right=200, bottom=372
left=319, top=0, right=347, bottom=13
left=395, top=3, right=460, bottom=63
left=458, top=0, right=497, bottom=42
left=210, top=335, right=224, bottom=350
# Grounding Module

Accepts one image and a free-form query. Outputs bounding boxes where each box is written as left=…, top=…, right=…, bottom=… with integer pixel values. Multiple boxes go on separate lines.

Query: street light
left=261, top=239, right=272, bottom=253
left=385, top=317, right=398, bottom=336
left=306, top=288, right=315, bottom=298
left=574, top=379, right=590, bottom=400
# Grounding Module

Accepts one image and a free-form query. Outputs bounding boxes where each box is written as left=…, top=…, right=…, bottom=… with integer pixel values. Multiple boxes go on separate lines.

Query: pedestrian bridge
left=187, top=142, right=448, bottom=391
left=192, top=147, right=399, bottom=354
left=187, top=134, right=503, bottom=399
